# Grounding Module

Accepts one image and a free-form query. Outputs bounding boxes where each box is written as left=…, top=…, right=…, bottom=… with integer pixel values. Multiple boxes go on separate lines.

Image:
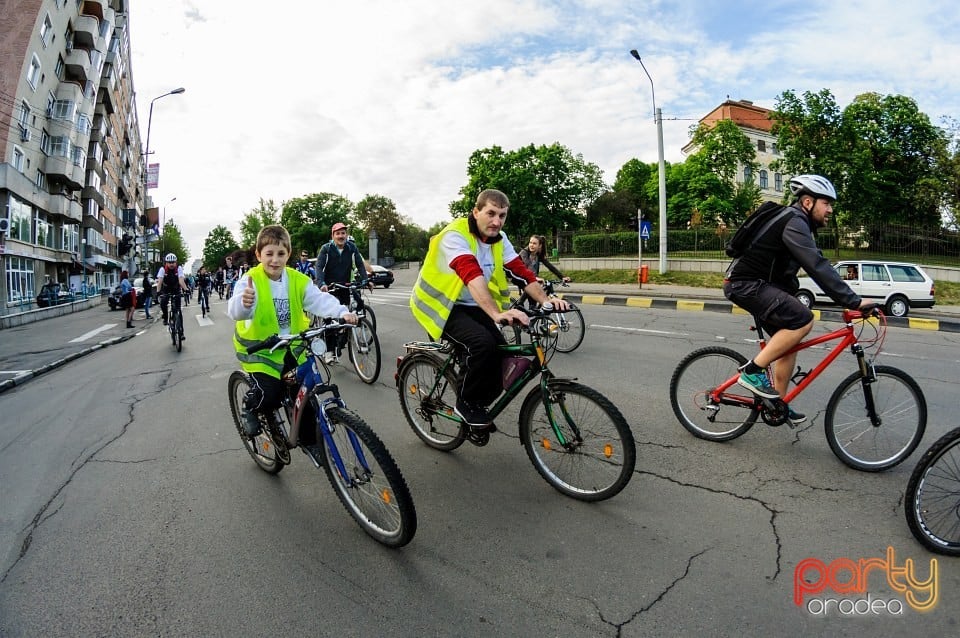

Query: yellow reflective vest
left=410, top=217, right=510, bottom=340
left=233, top=265, right=311, bottom=378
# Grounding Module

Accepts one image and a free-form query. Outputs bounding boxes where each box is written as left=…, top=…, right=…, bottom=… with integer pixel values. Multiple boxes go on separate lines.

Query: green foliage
left=202, top=225, right=239, bottom=270
left=450, top=142, right=607, bottom=241
left=159, top=219, right=189, bottom=264
left=280, top=193, right=354, bottom=256
left=239, top=198, right=280, bottom=248
left=585, top=190, right=637, bottom=229
left=689, top=119, right=759, bottom=182
left=613, top=159, right=655, bottom=212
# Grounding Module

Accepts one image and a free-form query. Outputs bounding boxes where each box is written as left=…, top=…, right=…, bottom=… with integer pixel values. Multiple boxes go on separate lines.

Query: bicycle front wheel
left=552, top=305, right=585, bottom=353
left=318, top=406, right=417, bottom=547
left=228, top=371, right=284, bottom=474
left=825, top=365, right=926, bottom=471
left=669, top=347, right=757, bottom=441
left=519, top=379, right=635, bottom=501
left=905, top=427, right=960, bottom=555
left=363, top=304, right=376, bottom=332
left=175, top=313, right=184, bottom=352
left=348, top=317, right=381, bottom=384
left=397, top=352, right=467, bottom=451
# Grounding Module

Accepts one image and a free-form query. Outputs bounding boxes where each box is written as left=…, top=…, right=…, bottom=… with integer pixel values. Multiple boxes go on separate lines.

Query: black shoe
left=787, top=407, right=807, bottom=424
left=126, top=321, right=133, bottom=328
left=179, top=333, right=185, bottom=341
left=242, top=409, right=261, bottom=437
left=454, top=400, right=492, bottom=429
left=163, top=319, right=168, bottom=326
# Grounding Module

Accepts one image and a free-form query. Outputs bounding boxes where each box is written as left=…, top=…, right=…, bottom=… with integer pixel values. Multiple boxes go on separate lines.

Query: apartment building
left=0, top=0, right=144, bottom=315
left=682, top=99, right=786, bottom=202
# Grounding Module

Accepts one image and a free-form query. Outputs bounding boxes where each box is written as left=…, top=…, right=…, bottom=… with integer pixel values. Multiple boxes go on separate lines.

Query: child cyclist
left=228, top=225, right=357, bottom=438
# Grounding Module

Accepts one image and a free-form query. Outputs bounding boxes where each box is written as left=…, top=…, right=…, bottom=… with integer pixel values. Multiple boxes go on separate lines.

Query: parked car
left=367, top=264, right=395, bottom=288
left=36, top=282, right=75, bottom=307
left=107, top=284, right=146, bottom=310
left=795, top=260, right=935, bottom=317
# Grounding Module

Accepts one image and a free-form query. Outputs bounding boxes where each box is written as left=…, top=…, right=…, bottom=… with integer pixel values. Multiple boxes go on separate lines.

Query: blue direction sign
left=640, top=221, right=652, bottom=239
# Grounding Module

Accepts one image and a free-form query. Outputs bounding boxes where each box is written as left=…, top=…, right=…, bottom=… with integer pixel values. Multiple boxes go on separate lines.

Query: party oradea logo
left=794, top=546, right=938, bottom=616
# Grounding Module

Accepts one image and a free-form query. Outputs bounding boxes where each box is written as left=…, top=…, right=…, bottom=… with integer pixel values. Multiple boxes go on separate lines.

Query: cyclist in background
left=224, top=256, right=239, bottom=298
left=196, top=266, right=212, bottom=314
left=723, top=174, right=875, bottom=424
left=293, top=250, right=316, bottom=278
left=316, top=222, right=367, bottom=358
left=214, top=266, right=225, bottom=299
left=156, top=253, right=188, bottom=333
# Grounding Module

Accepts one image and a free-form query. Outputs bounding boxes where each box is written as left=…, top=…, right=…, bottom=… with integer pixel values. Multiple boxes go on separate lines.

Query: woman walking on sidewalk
left=120, top=270, right=136, bottom=328
left=141, top=271, right=153, bottom=320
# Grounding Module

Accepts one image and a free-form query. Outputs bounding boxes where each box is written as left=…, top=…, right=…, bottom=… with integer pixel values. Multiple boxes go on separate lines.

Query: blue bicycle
left=228, top=321, right=416, bottom=547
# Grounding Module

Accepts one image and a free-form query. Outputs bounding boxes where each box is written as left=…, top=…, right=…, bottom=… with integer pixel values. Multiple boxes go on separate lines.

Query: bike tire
left=317, top=406, right=417, bottom=547
left=175, top=313, right=184, bottom=352
left=363, top=304, right=377, bottom=332
left=669, top=347, right=757, bottom=441
left=227, top=371, right=284, bottom=474
left=347, top=316, right=381, bottom=384
left=825, top=365, right=926, bottom=471
left=552, top=304, right=585, bottom=353
left=905, top=427, right=960, bottom=556
left=397, top=352, right=467, bottom=451
left=518, top=379, right=635, bottom=502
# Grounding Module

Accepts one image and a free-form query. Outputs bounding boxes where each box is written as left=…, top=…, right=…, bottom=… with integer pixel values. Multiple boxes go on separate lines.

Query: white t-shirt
left=227, top=269, right=348, bottom=332
left=438, top=231, right=520, bottom=306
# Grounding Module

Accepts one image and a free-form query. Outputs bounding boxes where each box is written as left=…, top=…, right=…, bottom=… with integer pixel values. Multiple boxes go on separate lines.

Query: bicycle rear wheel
left=905, top=427, right=960, bottom=555
left=519, top=379, right=635, bottom=501
left=227, top=371, right=284, bottom=474
left=317, top=406, right=417, bottom=547
left=348, top=317, right=381, bottom=384
left=175, top=313, right=184, bottom=352
left=669, top=347, right=757, bottom=441
left=552, top=305, right=585, bottom=353
left=397, top=352, right=467, bottom=451
left=363, top=304, right=377, bottom=332
left=825, top=365, right=926, bottom=471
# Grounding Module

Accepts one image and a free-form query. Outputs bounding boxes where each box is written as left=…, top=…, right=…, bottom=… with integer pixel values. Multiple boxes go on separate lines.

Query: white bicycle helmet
left=165, top=253, right=177, bottom=263
left=788, top=174, right=837, bottom=201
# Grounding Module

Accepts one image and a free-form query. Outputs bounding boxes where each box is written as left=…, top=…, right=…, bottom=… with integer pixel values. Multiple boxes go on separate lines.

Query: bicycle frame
left=711, top=309, right=875, bottom=409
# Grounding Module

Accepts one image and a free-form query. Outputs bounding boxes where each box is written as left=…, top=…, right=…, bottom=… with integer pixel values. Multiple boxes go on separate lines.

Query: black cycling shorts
left=723, top=279, right=813, bottom=334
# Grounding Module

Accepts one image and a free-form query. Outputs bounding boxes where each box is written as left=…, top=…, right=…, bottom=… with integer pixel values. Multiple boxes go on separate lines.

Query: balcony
left=55, top=80, right=83, bottom=103
left=81, top=0, right=106, bottom=22
left=82, top=185, right=105, bottom=208
left=97, top=85, right=115, bottom=115
left=90, top=114, right=108, bottom=142
left=82, top=211, right=104, bottom=234
left=72, top=15, right=99, bottom=49
left=44, top=156, right=84, bottom=191
left=63, top=48, right=91, bottom=85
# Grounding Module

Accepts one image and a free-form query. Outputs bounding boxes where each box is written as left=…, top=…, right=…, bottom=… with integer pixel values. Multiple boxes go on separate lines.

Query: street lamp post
left=629, top=50, right=667, bottom=274
left=160, top=196, right=177, bottom=258
left=80, top=237, right=87, bottom=295
left=142, top=87, right=185, bottom=270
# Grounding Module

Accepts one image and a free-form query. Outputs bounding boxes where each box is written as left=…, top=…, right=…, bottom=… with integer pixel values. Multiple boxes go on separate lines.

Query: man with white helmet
left=723, top=174, right=877, bottom=423
left=156, top=253, right=189, bottom=331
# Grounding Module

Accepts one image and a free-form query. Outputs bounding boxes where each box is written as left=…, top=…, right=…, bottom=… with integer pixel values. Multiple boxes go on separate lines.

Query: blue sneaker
left=737, top=371, right=780, bottom=399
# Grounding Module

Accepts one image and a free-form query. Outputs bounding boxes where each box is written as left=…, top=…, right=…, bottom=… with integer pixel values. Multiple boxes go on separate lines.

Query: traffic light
left=119, top=234, right=132, bottom=256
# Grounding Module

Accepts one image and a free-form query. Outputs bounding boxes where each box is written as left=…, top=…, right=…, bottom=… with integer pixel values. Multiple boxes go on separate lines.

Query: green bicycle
left=395, top=307, right=635, bottom=502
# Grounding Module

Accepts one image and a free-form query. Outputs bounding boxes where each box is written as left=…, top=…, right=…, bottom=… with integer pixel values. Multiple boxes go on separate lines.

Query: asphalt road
left=0, top=282, right=958, bottom=636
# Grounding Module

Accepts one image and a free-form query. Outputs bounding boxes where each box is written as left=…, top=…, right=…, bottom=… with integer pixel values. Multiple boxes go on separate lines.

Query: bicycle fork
left=852, top=344, right=882, bottom=427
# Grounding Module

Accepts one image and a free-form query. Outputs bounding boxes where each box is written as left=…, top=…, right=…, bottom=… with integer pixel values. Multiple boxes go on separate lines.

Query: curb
left=560, top=293, right=960, bottom=333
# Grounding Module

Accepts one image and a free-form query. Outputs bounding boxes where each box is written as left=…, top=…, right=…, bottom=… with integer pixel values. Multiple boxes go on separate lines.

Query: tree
left=613, top=159, right=655, bottom=214
left=280, top=193, right=354, bottom=257
left=159, top=219, right=189, bottom=265
left=450, top=143, right=607, bottom=241
left=688, top=119, right=759, bottom=183
left=354, top=194, right=403, bottom=259
left=202, top=225, right=239, bottom=269
left=238, top=198, right=280, bottom=248
left=585, top=190, right=638, bottom=229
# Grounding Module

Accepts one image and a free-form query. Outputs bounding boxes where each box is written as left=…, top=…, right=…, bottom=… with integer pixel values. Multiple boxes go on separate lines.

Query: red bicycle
left=669, top=308, right=926, bottom=471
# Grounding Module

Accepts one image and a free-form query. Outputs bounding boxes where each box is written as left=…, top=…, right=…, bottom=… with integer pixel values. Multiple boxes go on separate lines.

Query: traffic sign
left=640, top=221, right=652, bottom=240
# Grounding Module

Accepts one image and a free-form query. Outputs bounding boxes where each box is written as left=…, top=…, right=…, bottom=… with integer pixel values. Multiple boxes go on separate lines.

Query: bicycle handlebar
left=245, top=321, right=355, bottom=354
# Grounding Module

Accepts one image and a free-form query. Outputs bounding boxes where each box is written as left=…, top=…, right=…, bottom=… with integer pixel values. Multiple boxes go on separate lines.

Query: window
left=759, top=170, right=768, bottom=189
left=6, top=257, right=37, bottom=304
left=19, top=101, right=30, bottom=127
left=35, top=170, right=46, bottom=190
left=40, top=15, right=54, bottom=45
left=50, top=136, right=70, bottom=157
left=9, top=197, right=33, bottom=242
left=13, top=148, right=25, bottom=172
left=36, top=213, right=53, bottom=248
left=743, top=166, right=753, bottom=183
left=774, top=172, right=783, bottom=192
left=71, top=146, right=86, bottom=167
left=55, top=55, right=64, bottom=80
left=757, top=140, right=766, bottom=152
left=888, top=265, right=925, bottom=283
left=40, top=129, right=51, bottom=154
left=862, top=264, right=888, bottom=282
left=772, top=143, right=779, bottom=155
left=27, top=55, right=41, bottom=89
left=77, top=113, right=91, bottom=135
left=50, top=100, right=76, bottom=121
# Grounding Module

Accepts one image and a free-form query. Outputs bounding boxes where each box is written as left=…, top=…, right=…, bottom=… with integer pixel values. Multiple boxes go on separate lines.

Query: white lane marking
left=69, top=324, right=118, bottom=343
left=196, top=315, right=215, bottom=327
left=593, top=324, right=689, bottom=336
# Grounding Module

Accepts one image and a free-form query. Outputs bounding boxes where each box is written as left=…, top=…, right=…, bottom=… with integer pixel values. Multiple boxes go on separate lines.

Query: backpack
left=724, top=201, right=792, bottom=258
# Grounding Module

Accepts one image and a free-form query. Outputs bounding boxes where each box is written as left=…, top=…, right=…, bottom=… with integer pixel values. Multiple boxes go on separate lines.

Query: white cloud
left=128, top=0, right=960, bottom=258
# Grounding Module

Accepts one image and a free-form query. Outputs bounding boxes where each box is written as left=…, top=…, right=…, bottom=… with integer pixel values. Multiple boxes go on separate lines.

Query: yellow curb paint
left=677, top=300, right=705, bottom=311
left=908, top=317, right=939, bottom=331
left=731, top=306, right=750, bottom=315
left=580, top=295, right=606, bottom=305
left=626, top=297, right=653, bottom=308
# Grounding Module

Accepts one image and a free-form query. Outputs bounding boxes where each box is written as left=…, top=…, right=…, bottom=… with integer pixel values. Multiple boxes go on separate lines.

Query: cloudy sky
left=128, top=0, right=960, bottom=259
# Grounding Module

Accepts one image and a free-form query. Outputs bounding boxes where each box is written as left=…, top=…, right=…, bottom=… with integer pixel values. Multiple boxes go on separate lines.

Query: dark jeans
left=160, top=291, right=182, bottom=325
left=324, top=286, right=352, bottom=352
left=441, top=304, right=505, bottom=407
